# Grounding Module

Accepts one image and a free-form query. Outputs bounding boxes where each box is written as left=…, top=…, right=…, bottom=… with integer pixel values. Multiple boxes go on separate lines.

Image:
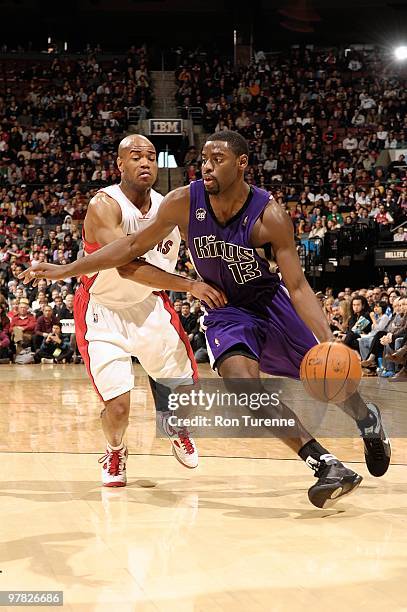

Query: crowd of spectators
left=319, top=274, right=407, bottom=379
left=0, top=275, right=77, bottom=364
left=176, top=46, right=406, bottom=240
left=0, top=45, right=151, bottom=216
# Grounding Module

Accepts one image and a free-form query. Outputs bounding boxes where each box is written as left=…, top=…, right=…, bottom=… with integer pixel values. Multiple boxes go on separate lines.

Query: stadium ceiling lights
left=394, top=45, right=407, bottom=61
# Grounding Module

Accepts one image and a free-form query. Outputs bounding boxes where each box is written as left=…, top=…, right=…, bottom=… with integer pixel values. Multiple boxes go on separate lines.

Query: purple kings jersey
left=188, top=179, right=281, bottom=314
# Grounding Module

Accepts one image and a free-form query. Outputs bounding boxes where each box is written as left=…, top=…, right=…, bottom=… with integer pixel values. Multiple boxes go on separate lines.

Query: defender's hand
left=190, top=281, right=227, bottom=309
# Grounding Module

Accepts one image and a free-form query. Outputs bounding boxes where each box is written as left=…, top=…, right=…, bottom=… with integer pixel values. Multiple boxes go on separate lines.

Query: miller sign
left=374, top=247, right=407, bottom=266
left=149, top=119, right=183, bottom=135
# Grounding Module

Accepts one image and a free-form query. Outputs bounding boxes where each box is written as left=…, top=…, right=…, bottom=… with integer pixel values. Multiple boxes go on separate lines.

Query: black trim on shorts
left=214, top=342, right=259, bottom=372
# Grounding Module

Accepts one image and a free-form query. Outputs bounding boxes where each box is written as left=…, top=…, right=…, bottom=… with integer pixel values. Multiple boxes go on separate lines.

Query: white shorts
left=74, top=285, right=197, bottom=401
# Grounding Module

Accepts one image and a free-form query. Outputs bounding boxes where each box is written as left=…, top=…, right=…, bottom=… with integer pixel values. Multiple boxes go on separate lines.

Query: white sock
left=107, top=441, right=124, bottom=451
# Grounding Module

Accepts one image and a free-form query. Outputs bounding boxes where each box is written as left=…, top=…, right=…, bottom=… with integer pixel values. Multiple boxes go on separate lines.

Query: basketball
left=300, top=342, right=362, bottom=403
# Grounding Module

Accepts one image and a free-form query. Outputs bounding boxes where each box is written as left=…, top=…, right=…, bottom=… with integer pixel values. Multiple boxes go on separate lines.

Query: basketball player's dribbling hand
left=190, top=281, right=227, bottom=309
left=18, top=262, right=70, bottom=285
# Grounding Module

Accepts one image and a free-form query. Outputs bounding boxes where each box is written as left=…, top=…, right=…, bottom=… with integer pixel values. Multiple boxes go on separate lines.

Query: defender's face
left=201, top=141, right=247, bottom=195
left=117, top=145, right=158, bottom=190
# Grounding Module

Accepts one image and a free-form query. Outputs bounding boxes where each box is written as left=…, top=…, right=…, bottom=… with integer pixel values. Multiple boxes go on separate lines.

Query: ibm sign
left=149, top=119, right=183, bottom=135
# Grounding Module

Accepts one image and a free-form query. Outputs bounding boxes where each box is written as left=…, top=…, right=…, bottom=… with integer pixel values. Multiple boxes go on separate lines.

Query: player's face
left=118, top=145, right=158, bottom=190
left=201, top=141, right=247, bottom=195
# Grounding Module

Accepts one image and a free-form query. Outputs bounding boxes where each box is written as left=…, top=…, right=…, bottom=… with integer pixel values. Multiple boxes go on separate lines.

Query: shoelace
left=314, top=459, right=340, bottom=479
left=314, top=461, right=328, bottom=478
left=98, top=449, right=124, bottom=476
left=177, top=429, right=195, bottom=455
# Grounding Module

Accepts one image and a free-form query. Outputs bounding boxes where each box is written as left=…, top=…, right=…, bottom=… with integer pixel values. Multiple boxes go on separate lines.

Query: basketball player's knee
left=219, top=362, right=258, bottom=379
left=104, top=397, right=130, bottom=422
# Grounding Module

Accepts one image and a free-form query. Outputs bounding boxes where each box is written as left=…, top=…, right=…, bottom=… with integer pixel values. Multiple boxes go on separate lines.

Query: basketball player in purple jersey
left=20, top=131, right=390, bottom=509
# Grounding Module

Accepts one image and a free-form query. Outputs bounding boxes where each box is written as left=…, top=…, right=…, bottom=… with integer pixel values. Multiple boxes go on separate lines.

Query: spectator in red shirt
left=10, top=301, right=36, bottom=333
left=5, top=221, right=18, bottom=237
left=9, top=300, right=36, bottom=350
left=280, top=136, right=293, bottom=155
left=33, top=305, right=58, bottom=350
left=375, top=205, right=394, bottom=226
left=322, top=126, right=337, bottom=146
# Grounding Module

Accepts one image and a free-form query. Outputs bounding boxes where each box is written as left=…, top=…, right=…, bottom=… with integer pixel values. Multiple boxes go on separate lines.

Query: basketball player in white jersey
left=72, top=134, right=226, bottom=486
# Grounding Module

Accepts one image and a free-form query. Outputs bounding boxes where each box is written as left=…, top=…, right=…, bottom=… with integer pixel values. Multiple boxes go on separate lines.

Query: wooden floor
left=1, top=364, right=407, bottom=611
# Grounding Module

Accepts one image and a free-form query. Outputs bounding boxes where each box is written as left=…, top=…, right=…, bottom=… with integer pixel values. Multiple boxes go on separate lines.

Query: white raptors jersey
left=84, top=184, right=181, bottom=309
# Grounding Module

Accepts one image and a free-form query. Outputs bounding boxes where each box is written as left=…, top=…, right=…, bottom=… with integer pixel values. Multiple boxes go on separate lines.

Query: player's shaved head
left=118, top=134, right=156, bottom=158
left=116, top=133, right=158, bottom=193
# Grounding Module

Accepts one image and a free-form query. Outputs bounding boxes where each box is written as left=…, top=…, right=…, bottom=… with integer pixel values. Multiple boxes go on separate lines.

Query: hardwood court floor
left=1, top=364, right=407, bottom=611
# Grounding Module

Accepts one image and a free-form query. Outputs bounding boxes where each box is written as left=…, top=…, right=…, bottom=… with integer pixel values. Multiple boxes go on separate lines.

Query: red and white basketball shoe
left=159, top=413, right=199, bottom=469
left=98, top=444, right=128, bottom=487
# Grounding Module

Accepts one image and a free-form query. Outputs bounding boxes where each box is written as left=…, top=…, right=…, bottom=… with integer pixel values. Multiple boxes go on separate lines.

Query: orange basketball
left=300, top=342, right=362, bottom=403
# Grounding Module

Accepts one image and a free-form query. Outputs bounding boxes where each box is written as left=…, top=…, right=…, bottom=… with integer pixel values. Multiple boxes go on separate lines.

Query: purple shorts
left=203, top=284, right=317, bottom=379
